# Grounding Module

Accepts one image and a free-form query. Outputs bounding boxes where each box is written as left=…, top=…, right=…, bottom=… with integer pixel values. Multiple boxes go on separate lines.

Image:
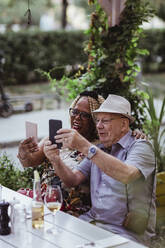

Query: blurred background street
left=0, top=97, right=71, bottom=169
left=0, top=93, right=164, bottom=170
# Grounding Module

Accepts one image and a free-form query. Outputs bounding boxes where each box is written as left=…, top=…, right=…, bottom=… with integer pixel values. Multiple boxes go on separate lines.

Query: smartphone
left=49, top=119, right=62, bottom=149
left=25, top=121, right=38, bottom=143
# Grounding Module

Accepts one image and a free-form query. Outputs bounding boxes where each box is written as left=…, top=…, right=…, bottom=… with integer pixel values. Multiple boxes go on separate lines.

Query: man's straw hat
left=93, top=94, right=135, bottom=123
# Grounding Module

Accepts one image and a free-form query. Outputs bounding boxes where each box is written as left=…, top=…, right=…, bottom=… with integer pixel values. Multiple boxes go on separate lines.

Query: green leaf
left=127, top=60, right=134, bottom=66
left=123, top=76, right=130, bottom=82
left=136, top=48, right=149, bottom=55
left=98, top=78, right=106, bottom=83
left=159, top=97, right=165, bottom=124
left=126, top=69, right=132, bottom=75
left=134, top=64, right=141, bottom=72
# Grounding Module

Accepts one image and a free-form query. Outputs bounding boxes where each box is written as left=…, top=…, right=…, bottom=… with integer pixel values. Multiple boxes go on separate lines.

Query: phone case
left=25, top=121, right=38, bottom=143
left=49, top=119, right=62, bottom=149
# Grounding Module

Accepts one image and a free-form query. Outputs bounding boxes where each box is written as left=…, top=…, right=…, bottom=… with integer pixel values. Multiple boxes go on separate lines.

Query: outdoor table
left=0, top=186, right=147, bottom=248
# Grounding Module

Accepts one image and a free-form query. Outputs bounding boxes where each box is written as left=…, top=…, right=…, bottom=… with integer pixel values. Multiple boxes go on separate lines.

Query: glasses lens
left=80, top=112, right=91, bottom=120
left=69, top=108, right=91, bottom=120
left=69, top=108, right=78, bottom=116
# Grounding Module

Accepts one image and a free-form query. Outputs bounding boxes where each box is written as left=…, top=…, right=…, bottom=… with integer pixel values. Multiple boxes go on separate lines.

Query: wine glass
left=44, top=184, right=63, bottom=234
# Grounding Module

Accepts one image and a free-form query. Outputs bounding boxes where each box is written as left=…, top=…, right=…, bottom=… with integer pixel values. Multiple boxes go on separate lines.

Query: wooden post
left=98, top=0, right=126, bottom=26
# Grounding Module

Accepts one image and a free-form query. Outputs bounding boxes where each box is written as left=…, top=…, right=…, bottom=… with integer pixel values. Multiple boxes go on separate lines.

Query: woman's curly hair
left=70, top=91, right=105, bottom=142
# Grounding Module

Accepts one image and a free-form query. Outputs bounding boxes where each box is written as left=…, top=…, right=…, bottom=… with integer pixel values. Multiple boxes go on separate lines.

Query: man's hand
left=55, top=128, right=90, bottom=153
left=43, top=140, right=60, bottom=165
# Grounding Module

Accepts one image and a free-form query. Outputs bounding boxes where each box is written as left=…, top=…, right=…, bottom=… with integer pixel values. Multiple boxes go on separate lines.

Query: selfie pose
left=43, top=94, right=156, bottom=245
left=18, top=91, right=146, bottom=216
left=17, top=91, right=105, bottom=215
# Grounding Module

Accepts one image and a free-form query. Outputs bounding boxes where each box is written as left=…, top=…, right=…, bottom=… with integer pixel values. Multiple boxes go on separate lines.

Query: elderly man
left=43, top=94, right=156, bottom=245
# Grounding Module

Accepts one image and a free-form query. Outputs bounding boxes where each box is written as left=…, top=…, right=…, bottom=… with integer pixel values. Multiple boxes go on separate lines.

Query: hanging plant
left=24, top=0, right=32, bottom=25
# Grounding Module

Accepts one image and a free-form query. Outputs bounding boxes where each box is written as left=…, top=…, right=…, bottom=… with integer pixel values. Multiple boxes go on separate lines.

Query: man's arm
left=83, top=144, right=141, bottom=184
left=43, top=140, right=86, bottom=187
left=56, top=129, right=142, bottom=184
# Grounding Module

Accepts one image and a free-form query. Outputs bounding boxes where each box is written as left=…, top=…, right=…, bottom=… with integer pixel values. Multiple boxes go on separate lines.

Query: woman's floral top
left=40, top=148, right=91, bottom=217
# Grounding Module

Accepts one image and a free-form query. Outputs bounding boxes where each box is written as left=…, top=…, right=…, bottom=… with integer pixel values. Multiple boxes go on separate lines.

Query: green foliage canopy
left=48, top=0, right=154, bottom=129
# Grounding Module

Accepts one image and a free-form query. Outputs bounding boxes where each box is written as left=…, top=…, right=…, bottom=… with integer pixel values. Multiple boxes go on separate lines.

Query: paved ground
left=0, top=109, right=70, bottom=145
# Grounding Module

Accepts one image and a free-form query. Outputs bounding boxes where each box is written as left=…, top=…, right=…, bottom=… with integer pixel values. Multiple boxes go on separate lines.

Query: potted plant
left=142, top=89, right=165, bottom=227
left=0, top=153, right=44, bottom=191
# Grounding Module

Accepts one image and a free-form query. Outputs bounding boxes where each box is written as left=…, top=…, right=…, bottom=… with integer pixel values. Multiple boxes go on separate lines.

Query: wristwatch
left=87, top=145, right=97, bottom=159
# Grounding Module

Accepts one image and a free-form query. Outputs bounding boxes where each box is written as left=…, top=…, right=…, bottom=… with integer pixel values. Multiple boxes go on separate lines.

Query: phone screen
left=49, top=119, right=62, bottom=149
left=25, top=121, right=38, bottom=143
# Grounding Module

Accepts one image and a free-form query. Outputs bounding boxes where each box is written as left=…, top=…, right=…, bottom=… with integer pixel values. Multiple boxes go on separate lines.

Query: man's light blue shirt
left=77, top=130, right=156, bottom=244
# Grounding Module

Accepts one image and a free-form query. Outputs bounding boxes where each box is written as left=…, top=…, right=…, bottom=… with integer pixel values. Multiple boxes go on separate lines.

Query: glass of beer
left=44, top=185, right=63, bottom=234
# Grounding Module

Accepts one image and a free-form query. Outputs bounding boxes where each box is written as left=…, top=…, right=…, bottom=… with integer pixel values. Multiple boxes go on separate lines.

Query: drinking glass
left=44, top=185, right=63, bottom=234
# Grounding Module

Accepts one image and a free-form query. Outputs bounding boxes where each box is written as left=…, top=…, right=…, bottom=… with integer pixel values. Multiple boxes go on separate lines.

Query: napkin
left=96, top=235, right=129, bottom=247
left=76, top=234, right=129, bottom=248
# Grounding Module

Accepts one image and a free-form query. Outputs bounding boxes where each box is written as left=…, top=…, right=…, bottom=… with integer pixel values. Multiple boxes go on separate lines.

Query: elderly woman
left=17, top=91, right=105, bottom=215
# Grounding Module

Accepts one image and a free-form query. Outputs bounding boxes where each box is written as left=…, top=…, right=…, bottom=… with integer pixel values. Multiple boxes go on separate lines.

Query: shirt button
left=92, top=211, right=96, bottom=218
left=95, top=213, right=99, bottom=218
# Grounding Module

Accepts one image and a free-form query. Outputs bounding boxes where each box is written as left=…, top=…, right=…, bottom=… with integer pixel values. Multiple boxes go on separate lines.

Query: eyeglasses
left=69, top=108, right=91, bottom=120
left=95, top=117, right=124, bottom=125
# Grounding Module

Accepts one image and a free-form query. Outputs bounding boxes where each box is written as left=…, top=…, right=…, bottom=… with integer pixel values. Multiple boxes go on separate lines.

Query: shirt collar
left=117, top=129, right=133, bottom=149
left=98, top=129, right=133, bottom=151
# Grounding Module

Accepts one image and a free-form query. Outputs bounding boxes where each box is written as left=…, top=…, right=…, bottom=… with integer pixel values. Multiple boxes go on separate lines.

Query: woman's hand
left=132, top=130, right=147, bottom=140
left=17, top=137, right=39, bottom=160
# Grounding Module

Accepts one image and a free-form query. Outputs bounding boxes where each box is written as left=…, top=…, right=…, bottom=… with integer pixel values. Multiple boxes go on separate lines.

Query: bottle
left=0, top=201, right=11, bottom=235
left=10, top=198, right=26, bottom=234
left=32, top=170, right=44, bottom=229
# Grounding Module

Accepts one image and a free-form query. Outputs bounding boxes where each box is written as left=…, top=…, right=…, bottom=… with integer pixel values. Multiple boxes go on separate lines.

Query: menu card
left=76, top=234, right=129, bottom=248
left=96, top=235, right=129, bottom=247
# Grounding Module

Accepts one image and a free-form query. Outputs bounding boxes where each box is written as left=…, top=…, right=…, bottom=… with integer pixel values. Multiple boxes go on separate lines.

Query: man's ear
left=121, top=118, right=129, bottom=130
